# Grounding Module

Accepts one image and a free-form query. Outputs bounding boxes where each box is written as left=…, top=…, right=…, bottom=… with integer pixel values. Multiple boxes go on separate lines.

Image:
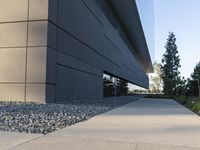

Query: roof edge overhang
left=111, top=0, right=153, bottom=73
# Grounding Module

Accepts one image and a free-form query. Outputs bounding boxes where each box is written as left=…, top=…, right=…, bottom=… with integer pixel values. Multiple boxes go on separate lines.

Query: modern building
left=0, top=0, right=154, bottom=103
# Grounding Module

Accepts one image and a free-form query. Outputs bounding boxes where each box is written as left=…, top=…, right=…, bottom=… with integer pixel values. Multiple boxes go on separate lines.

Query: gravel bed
left=0, top=97, right=139, bottom=134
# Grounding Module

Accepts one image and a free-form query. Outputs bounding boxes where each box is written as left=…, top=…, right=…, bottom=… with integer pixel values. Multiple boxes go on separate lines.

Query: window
left=103, top=73, right=147, bottom=97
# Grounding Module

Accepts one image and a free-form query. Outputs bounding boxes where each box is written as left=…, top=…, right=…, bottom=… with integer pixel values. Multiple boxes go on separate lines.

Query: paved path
left=2, top=98, right=200, bottom=150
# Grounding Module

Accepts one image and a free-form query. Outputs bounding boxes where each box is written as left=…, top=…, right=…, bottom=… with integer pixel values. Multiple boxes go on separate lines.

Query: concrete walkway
left=2, top=98, right=200, bottom=150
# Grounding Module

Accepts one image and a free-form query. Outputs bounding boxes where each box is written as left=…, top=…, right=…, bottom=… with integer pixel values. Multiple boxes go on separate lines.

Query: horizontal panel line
left=47, top=46, right=102, bottom=72
left=0, top=82, right=56, bottom=85
left=0, top=46, right=47, bottom=49
left=57, top=63, right=102, bottom=78
left=81, top=0, right=104, bottom=27
left=0, top=19, right=121, bottom=70
left=48, top=21, right=121, bottom=69
left=104, top=34, right=122, bottom=53
left=0, top=19, right=48, bottom=24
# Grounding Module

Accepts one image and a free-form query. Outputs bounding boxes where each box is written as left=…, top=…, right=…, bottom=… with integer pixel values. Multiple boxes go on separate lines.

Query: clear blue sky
left=154, top=0, right=200, bottom=78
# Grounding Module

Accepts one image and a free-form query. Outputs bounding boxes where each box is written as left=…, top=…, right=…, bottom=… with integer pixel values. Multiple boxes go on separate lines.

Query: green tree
left=176, top=77, right=187, bottom=96
left=186, top=78, right=197, bottom=96
left=191, top=62, right=200, bottom=80
left=161, top=32, right=181, bottom=96
left=186, top=62, right=200, bottom=96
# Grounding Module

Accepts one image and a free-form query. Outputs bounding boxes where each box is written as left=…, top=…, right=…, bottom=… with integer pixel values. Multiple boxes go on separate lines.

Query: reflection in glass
left=103, top=73, right=128, bottom=96
left=103, top=73, right=147, bottom=97
left=128, top=83, right=148, bottom=95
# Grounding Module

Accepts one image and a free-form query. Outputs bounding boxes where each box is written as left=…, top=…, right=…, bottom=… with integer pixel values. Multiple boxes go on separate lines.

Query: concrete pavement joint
left=135, top=143, right=139, bottom=150
left=8, top=135, right=45, bottom=150
left=138, top=142, right=200, bottom=149
left=48, top=133, right=139, bottom=145
left=136, top=142, right=200, bottom=150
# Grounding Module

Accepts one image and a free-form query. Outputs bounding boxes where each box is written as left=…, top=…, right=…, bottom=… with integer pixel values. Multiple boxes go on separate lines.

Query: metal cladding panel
left=0, top=0, right=152, bottom=102
left=111, top=0, right=154, bottom=73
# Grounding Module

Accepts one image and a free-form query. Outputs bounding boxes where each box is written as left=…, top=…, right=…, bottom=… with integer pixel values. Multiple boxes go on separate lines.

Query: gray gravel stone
left=0, top=97, right=139, bottom=134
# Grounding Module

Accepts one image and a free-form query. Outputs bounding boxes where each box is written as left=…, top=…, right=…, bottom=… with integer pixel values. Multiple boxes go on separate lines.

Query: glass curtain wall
left=103, top=73, right=147, bottom=97
left=103, top=73, right=128, bottom=97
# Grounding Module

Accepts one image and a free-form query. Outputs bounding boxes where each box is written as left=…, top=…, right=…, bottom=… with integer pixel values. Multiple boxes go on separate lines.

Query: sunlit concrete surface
left=6, top=98, right=200, bottom=150
left=0, top=131, right=42, bottom=150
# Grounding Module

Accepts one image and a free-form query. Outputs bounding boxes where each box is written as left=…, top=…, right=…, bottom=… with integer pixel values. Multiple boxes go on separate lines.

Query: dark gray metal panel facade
left=46, top=0, right=150, bottom=102
left=111, top=0, right=153, bottom=72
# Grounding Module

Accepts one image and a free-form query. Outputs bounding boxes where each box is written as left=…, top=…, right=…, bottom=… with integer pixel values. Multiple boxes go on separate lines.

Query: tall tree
left=176, top=77, right=187, bottom=96
left=161, top=32, right=181, bottom=95
left=186, top=61, right=200, bottom=96
left=191, top=61, right=200, bottom=80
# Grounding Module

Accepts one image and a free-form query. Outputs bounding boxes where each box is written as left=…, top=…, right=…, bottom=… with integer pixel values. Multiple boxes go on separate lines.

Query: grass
left=176, top=97, right=200, bottom=115
left=145, top=94, right=200, bottom=115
